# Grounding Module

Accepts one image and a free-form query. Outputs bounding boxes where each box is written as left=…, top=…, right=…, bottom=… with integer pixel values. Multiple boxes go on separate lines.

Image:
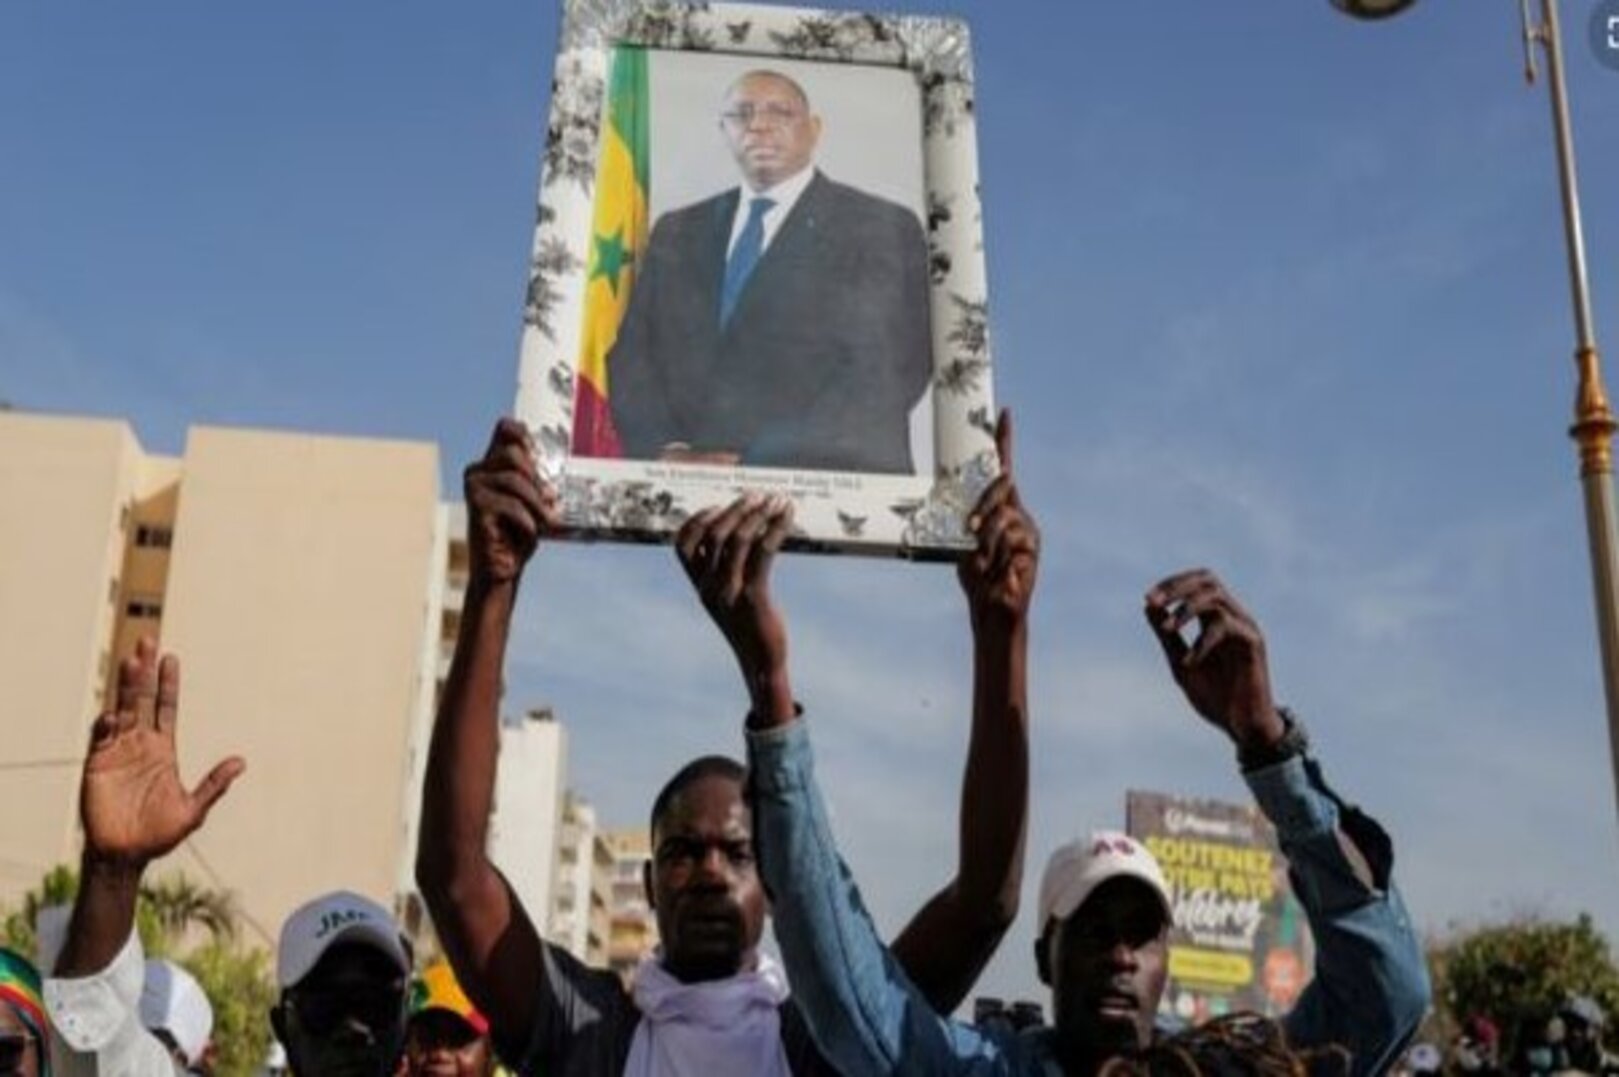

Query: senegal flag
left=571, top=46, right=649, bottom=458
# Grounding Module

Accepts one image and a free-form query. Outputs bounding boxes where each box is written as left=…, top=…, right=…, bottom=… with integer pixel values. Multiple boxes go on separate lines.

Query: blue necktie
left=720, top=196, right=775, bottom=327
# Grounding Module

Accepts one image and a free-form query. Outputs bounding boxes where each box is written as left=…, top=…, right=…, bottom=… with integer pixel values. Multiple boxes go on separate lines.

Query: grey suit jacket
left=608, top=171, right=933, bottom=473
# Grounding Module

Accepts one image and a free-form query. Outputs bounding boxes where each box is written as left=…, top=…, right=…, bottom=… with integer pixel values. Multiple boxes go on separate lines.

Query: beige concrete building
left=549, top=792, right=614, bottom=966
left=0, top=412, right=455, bottom=947
left=485, top=707, right=568, bottom=946
left=397, top=503, right=467, bottom=938
left=603, top=828, right=659, bottom=979
left=0, top=414, right=157, bottom=900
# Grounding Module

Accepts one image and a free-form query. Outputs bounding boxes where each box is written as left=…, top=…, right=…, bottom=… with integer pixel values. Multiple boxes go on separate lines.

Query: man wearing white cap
left=269, top=890, right=413, bottom=1077
left=139, top=960, right=214, bottom=1075
left=45, top=637, right=413, bottom=1077
left=1029, top=830, right=1177, bottom=1063
left=683, top=515, right=1429, bottom=1076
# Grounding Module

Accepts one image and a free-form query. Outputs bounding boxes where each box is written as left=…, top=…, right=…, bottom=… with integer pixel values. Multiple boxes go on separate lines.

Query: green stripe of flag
left=609, top=46, right=649, bottom=194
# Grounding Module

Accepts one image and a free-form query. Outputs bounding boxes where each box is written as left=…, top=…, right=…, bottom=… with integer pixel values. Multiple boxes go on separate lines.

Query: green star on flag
left=591, top=228, right=633, bottom=295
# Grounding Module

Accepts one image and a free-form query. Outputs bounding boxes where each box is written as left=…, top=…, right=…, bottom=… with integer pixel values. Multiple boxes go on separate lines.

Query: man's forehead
left=728, top=73, right=804, bottom=102
left=657, top=777, right=751, bottom=836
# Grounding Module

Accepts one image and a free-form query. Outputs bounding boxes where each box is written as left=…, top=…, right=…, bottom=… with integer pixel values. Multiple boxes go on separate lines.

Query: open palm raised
left=81, top=638, right=245, bottom=866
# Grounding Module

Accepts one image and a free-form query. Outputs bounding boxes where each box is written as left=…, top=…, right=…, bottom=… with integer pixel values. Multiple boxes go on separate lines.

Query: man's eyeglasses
left=719, top=103, right=802, bottom=129
left=0, top=1032, right=36, bottom=1075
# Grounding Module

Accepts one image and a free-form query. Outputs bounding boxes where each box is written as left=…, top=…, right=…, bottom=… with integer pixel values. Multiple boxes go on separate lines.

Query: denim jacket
left=748, top=719, right=1429, bottom=1077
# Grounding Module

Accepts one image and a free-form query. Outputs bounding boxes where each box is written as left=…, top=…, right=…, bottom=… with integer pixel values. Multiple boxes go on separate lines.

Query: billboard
left=1125, top=790, right=1313, bottom=1026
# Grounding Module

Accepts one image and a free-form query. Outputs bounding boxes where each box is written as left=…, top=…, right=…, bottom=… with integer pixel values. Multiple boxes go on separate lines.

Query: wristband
left=1237, top=706, right=1309, bottom=770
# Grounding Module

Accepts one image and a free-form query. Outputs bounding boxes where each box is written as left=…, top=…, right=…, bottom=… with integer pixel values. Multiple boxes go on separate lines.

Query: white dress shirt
left=725, top=165, right=816, bottom=259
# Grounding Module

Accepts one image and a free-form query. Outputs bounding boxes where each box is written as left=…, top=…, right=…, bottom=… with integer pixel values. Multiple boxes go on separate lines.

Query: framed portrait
left=515, top=0, right=996, bottom=559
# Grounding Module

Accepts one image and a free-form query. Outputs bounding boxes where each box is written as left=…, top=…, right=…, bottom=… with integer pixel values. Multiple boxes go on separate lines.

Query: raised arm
left=890, top=411, right=1036, bottom=1013
left=675, top=496, right=1016, bottom=1076
left=415, top=419, right=561, bottom=1065
left=49, top=638, right=243, bottom=1077
left=1144, top=569, right=1430, bottom=1077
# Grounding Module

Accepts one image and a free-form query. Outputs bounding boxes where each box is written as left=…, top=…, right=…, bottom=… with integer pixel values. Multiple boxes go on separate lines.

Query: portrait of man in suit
left=606, top=67, right=935, bottom=474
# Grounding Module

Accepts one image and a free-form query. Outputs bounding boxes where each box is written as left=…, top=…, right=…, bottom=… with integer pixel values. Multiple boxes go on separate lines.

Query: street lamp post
left=1525, top=0, right=1619, bottom=832
left=1339, top=0, right=1619, bottom=829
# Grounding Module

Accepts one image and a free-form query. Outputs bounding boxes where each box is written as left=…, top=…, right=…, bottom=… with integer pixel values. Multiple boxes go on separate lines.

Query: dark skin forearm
left=419, top=577, right=510, bottom=879
left=54, top=854, right=143, bottom=977
left=1146, top=569, right=1375, bottom=890
left=743, top=603, right=1027, bottom=1016
left=420, top=419, right=557, bottom=1062
left=708, top=448, right=1036, bottom=1016
left=959, top=620, right=1029, bottom=930
left=890, top=620, right=1028, bottom=1014
left=743, top=668, right=796, bottom=729
left=415, top=577, right=544, bottom=1052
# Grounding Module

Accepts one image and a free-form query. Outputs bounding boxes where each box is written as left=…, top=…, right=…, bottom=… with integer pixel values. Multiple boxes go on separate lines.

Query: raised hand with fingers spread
left=57, top=637, right=243, bottom=984
left=79, top=638, right=245, bottom=869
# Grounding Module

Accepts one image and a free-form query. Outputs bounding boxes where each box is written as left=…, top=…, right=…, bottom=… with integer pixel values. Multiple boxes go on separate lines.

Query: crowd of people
left=1392, top=1005, right=1619, bottom=1077
left=1, top=413, right=1607, bottom=1076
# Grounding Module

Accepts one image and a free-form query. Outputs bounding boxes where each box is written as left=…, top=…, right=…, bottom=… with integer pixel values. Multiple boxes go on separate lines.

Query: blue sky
left=4, top=2, right=1618, bottom=1006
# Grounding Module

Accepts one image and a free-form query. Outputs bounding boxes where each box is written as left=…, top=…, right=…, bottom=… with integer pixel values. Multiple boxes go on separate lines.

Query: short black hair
left=649, top=755, right=747, bottom=837
left=727, top=69, right=811, bottom=111
left=1097, top=1014, right=1352, bottom=1077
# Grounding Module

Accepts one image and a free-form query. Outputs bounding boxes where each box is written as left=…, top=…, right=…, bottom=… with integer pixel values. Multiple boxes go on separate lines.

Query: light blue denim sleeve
left=747, top=720, right=1032, bottom=1077
left=1246, top=754, right=1431, bottom=1077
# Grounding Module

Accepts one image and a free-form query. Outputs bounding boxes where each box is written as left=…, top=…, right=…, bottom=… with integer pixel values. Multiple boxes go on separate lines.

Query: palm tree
left=0, top=864, right=78, bottom=955
left=1, top=865, right=238, bottom=957
left=141, top=874, right=238, bottom=945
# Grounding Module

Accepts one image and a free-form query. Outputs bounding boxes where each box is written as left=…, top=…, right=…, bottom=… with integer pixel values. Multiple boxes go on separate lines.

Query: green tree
left=0, top=866, right=231, bottom=960
left=1, top=865, right=273, bottom=1077
left=1, top=864, right=79, bottom=956
left=181, top=940, right=276, bottom=1077
left=142, top=874, right=238, bottom=947
left=1429, top=914, right=1619, bottom=1062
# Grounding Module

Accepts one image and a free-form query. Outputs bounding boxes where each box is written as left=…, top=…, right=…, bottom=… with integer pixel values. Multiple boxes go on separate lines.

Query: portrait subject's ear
left=642, top=857, right=656, bottom=910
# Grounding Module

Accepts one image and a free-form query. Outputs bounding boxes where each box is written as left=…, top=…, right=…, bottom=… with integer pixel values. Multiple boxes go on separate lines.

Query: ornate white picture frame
left=515, top=0, right=996, bottom=559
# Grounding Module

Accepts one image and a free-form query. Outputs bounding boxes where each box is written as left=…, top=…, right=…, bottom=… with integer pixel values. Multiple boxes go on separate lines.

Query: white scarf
left=624, top=949, right=793, bottom=1077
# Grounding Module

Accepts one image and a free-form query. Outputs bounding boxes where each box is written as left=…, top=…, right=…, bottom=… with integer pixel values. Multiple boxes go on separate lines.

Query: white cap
left=1407, top=1043, right=1443, bottom=1072
left=1037, top=831, right=1173, bottom=934
left=33, top=904, right=71, bottom=973
left=140, top=959, right=214, bottom=1067
left=275, top=891, right=410, bottom=989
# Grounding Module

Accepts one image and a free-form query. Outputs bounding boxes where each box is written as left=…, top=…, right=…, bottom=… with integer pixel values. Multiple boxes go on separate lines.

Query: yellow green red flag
left=572, top=46, right=649, bottom=458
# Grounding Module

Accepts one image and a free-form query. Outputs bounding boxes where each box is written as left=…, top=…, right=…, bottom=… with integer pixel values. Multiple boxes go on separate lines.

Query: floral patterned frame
left=514, top=0, right=996, bottom=559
